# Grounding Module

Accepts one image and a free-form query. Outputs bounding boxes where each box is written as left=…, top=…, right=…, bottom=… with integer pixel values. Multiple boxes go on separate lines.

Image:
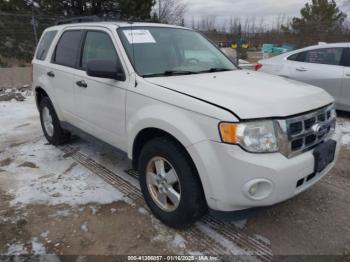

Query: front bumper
left=187, top=125, right=342, bottom=211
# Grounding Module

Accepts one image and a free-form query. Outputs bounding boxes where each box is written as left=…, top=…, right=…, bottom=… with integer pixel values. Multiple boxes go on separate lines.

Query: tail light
left=255, top=63, right=263, bottom=71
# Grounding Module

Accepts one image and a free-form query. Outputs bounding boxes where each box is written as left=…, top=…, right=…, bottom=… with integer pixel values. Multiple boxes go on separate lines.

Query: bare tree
left=199, top=16, right=217, bottom=31
left=156, top=0, right=187, bottom=25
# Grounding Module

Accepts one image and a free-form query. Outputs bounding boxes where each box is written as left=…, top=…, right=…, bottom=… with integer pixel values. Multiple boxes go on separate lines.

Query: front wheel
left=138, top=137, right=207, bottom=228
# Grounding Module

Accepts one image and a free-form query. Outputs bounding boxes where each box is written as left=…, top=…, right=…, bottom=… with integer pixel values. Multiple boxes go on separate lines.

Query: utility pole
left=236, top=23, right=242, bottom=65
left=31, top=1, right=38, bottom=45
left=158, top=0, right=161, bottom=22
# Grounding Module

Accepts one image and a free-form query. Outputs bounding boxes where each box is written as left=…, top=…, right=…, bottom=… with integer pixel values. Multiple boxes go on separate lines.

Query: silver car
left=257, top=43, right=350, bottom=112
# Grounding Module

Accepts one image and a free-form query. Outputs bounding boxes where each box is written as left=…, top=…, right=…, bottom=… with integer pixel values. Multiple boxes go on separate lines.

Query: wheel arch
left=131, top=126, right=208, bottom=208
left=131, top=127, right=191, bottom=171
left=35, top=86, right=63, bottom=121
left=35, top=86, right=49, bottom=109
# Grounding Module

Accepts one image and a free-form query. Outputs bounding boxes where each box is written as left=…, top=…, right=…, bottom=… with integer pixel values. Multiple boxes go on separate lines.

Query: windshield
left=117, top=26, right=238, bottom=77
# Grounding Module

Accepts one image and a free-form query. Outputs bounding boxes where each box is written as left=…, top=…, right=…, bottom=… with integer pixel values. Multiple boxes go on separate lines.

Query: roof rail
left=55, top=14, right=123, bottom=25
left=55, top=16, right=100, bottom=25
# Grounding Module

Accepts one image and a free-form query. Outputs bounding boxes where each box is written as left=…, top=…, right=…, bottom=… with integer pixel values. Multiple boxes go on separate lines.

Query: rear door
left=340, top=48, right=350, bottom=110
left=73, top=28, right=129, bottom=150
left=49, top=30, right=84, bottom=122
left=289, top=47, right=344, bottom=102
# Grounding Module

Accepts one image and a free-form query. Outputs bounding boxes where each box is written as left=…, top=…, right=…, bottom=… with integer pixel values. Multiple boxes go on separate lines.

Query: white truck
left=32, top=21, right=341, bottom=228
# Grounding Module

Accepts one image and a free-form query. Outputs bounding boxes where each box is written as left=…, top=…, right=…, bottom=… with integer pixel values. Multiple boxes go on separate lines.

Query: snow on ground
left=338, top=120, right=350, bottom=146
left=0, top=96, right=38, bottom=137
left=6, top=242, right=28, bottom=255
left=0, top=96, right=126, bottom=207
left=0, top=96, right=201, bottom=256
left=4, top=95, right=349, bottom=256
left=1, top=137, right=125, bottom=207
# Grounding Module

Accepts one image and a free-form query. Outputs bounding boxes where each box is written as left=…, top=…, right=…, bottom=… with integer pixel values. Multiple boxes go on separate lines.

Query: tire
left=39, top=97, right=70, bottom=145
left=138, top=137, right=207, bottom=228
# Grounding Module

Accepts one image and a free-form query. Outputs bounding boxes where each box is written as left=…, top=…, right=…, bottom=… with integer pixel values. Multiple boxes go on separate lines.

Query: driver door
left=73, top=29, right=129, bottom=150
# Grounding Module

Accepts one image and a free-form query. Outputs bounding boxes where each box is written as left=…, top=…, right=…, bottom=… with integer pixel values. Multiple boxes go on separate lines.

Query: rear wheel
left=39, top=97, right=70, bottom=145
left=138, top=137, right=207, bottom=228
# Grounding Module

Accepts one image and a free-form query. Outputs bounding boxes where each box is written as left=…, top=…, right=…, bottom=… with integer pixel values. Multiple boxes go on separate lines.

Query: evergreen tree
left=283, top=0, right=347, bottom=46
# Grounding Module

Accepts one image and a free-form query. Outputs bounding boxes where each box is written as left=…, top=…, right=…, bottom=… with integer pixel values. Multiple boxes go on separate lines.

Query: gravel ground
left=0, top=95, right=349, bottom=260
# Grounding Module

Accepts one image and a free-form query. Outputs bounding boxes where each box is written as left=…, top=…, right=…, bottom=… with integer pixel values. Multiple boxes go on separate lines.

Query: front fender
left=127, top=102, right=220, bottom=159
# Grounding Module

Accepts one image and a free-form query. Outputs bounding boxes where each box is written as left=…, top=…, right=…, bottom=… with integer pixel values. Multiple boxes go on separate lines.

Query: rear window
left=53, top=30, right=83, bottom=68
left=35, top=31, right=57, bottom=60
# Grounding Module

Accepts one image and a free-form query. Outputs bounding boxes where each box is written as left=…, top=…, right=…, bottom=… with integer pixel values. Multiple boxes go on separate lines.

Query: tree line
left=190, top=0, right=350, bottom=48
left=0, top=0, right=187, bottom=63
left=0, top=0, right=349, bottom=64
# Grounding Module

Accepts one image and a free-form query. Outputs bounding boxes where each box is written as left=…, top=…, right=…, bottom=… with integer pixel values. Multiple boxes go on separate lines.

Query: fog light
left=243, top=179, right=273, bottom=200
left=249, top=184, right=258, bottom=196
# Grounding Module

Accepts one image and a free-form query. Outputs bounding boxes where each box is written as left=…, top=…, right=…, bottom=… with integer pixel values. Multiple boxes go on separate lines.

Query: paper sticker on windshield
left=123, top=30, right=156, bottom=44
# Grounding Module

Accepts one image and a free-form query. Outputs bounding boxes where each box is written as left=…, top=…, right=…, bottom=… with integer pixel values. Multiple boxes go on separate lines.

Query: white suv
left=32, top=21, right=342, bottom=228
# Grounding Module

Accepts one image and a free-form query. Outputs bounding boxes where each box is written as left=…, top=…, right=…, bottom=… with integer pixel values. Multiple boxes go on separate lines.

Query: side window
left=287, top=52, right=306, bottom=62
left=304, top=48, right=343, bottom=66
left=81, top=31, right=119, bottom=70
left=36, top=31, right=57, bottom=60
left=53, top=30, right=83, bottom=68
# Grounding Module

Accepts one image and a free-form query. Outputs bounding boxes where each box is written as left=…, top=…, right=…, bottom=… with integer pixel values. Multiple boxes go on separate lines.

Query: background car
left=256, top=43, right=350, bottom=112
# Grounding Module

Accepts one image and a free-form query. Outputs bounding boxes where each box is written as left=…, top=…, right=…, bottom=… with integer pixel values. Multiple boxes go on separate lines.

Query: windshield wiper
left=142, top=70, right=199, bottom=78
left=199, top=68, right=232, bottom=73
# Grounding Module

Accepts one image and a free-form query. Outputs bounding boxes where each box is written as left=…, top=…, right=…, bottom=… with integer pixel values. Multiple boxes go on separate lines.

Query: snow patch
left=253, top=234, right=271, bottom=245
left=31, top=237, right=46, bottom=254
left=40, top=230, right=50, bottom=238
left=339, top=120, right=350, bottom=146
left=90, top=206, right=98, bottom=215
left=138, top=207, right=148, bottom=215
left=6, top=242, right=27, bottom=255
left=231, top=219, right=247, bottom=229
left=0, top=97, right=126, bottom=208
left=171, top=233, right=187, bottom=249
left=4, top=139, right=125, bottom=207
left=81, top=221, right=89, bottom=233
left=49, top=209, right=72, bottom=218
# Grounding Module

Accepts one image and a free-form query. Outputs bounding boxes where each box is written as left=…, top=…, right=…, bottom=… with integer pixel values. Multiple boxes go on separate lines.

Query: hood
left=145, top=70, right=333, bottom=120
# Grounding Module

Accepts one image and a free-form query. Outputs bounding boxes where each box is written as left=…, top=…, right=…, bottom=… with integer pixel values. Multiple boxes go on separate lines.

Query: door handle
left=76, top=80, right=87, bottom=88
left=47, top=71, right=55, bottom=77
left=296, top=67, right=308, bottom=72
left=346, top=73, right=350, bottom=77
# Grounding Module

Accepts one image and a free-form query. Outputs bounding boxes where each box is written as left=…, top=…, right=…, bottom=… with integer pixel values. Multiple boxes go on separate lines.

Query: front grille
left=277, top=104, right=336, bottom=158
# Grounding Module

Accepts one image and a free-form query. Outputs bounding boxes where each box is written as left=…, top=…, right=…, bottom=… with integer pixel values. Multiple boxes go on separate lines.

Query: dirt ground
left=0, top=96, right=349, bottom=261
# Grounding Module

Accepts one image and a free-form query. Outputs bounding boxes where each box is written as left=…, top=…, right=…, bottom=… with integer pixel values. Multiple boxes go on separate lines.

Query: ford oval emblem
left=312, top=123, right=328, bottom=136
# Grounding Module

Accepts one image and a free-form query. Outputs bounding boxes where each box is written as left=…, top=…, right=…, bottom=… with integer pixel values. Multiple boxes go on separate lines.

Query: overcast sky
left=184, top=0, right=349, bottom=26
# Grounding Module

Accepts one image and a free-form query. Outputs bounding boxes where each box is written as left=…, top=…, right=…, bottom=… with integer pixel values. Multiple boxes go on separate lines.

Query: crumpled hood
left=145, top=70, right=333, bottom=119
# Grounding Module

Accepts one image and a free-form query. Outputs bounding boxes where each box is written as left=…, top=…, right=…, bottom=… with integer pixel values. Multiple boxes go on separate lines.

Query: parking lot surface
left=0, top=96, right=349, bottom=260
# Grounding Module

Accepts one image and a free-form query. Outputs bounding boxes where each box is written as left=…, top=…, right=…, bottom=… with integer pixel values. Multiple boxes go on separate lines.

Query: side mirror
left=87, top=60, right=125, bottom=81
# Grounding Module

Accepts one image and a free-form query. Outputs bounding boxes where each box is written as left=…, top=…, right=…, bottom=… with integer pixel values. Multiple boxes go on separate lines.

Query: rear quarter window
left=53, top=30, right=83, bottom=68
left=287, top=52, right=306, bottom=62
left=35, top=31, right=57, bottom=60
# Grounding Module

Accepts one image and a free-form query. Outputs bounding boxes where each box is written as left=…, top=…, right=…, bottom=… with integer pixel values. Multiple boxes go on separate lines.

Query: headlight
left=219, top=121, right=278, bottom=153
